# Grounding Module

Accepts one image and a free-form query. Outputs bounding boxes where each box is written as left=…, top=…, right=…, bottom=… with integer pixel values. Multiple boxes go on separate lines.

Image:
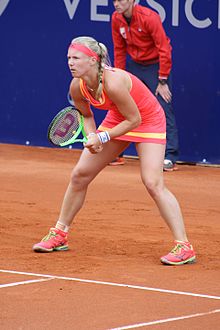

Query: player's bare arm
left=70, top=78, right=97, bottom=134
left=104, top=70, right=141, bottom=139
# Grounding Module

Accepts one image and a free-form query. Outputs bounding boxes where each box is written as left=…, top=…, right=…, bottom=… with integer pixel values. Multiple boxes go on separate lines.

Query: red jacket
left=111, top=4, right=172, bottom=78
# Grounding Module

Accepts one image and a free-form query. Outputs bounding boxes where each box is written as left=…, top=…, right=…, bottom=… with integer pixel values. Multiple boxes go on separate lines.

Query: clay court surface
left=0, top=143, right=220, bottom=329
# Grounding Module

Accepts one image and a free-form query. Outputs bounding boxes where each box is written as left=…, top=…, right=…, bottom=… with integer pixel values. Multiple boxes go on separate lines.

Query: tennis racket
left=47, top=106, right=87, bottom=147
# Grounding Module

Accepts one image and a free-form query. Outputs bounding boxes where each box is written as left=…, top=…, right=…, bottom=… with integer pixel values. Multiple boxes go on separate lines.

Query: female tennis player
left=33, top=36, right=196, bottom=265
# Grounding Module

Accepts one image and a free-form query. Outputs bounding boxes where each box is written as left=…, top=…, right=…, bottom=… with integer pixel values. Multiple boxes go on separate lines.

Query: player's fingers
left=95, top=146, right=103, bottom=153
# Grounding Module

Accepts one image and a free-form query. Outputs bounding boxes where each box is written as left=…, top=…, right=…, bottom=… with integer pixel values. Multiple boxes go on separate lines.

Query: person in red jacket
left=111, top=0, right=179, bottom=171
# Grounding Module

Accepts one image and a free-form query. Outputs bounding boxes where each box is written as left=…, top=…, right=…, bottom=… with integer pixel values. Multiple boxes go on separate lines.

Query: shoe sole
left=33, top=245, right=69, bottom=253
left=160, top=256, right=196, bottom=265
left=109, top=162, right=125, bottom=166
left=163, top=167, right=178, bottom=172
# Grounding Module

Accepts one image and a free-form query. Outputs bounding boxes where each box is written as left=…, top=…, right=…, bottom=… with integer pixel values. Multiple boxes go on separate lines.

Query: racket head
left=47, top=106, right=87, bottom=147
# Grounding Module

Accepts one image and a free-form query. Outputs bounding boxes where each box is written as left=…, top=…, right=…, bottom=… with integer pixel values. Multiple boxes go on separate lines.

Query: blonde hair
left=71, top=36, right=111, bottom=99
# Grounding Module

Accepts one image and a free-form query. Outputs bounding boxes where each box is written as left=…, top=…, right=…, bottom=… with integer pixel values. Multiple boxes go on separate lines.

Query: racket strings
left=48, top=108, right=81, bottom=145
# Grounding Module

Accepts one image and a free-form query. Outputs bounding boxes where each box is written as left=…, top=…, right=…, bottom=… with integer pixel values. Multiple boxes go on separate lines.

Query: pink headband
left=69, top=43, right=100, bottom=62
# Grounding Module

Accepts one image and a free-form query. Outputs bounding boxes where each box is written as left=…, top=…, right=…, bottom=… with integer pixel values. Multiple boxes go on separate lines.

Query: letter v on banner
left=63, top=0, right=80, bottom=19
left=0, top=0, right=10, bottom=16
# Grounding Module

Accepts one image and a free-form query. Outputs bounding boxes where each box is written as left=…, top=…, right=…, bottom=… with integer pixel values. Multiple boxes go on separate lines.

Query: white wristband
left=97, top=131, right=110, bottom=144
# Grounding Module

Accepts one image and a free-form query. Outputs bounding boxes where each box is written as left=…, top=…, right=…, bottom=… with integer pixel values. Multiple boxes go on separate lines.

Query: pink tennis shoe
left=33, top=228, right=68, bottom=252
left=160, top=240, right=196, bottom=265
left=33, top=229, right=196, bottom=266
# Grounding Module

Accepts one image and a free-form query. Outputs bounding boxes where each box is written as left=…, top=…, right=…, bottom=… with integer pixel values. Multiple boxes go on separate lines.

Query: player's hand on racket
left=84, top=133, right=103, bottom=154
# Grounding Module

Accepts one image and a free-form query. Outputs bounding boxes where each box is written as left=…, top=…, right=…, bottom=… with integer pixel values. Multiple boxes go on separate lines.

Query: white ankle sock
left=55, top=221, right=69, bottom=233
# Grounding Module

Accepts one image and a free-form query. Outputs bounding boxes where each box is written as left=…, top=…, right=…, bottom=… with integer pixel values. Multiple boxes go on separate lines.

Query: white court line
left=0, top=277, right=54, bottom=288
left=109, top=309, right=220, bottom=329
left=1, top=269, right=220, bottom=301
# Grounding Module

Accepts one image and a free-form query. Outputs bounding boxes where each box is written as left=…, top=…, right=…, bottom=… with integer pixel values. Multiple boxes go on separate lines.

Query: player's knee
left=70, top=167, right=91, bottom=189
left=142, top=176, right=163, bottom=198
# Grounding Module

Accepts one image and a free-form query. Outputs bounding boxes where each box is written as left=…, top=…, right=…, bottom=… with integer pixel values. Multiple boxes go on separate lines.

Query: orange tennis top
left=79, top=69, right=166, bottom=144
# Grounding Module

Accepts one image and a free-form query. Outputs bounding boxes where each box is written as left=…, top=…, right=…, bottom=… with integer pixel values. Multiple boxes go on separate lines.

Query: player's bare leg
left=57, top=140, right=129, bottom=226
left=33, top=140, right=129, bottom=252
left=136, top=142, right=195, bottom=264
left=136, top=142, right=187, bottom=241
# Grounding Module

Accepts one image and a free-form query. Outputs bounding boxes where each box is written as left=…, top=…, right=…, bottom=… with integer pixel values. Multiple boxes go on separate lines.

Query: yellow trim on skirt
left=98, top=125, right=166, bottom=139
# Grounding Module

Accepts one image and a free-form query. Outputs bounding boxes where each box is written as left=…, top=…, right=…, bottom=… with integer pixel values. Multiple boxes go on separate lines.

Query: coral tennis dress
left=79, top=69, right=166, bottom=144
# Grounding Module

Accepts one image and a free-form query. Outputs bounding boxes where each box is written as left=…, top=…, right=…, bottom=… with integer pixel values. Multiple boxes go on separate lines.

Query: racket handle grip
left=87, top=132, right=97, bottom=138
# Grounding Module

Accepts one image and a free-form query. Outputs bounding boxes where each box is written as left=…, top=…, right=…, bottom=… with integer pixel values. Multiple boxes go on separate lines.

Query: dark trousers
left=127, top=60, right=179, bottom=163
